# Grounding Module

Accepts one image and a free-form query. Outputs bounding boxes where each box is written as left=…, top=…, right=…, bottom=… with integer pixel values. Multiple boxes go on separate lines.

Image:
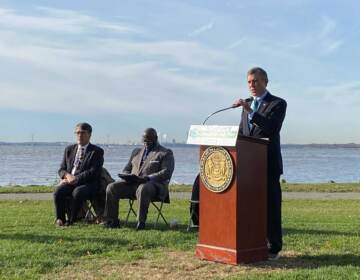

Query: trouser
left=267, top=174, right=282, bottom=254
left=103, top=181, right=158, bottom=223
left=53, top=183, right=98, bottom=222
left=190, top=175, right=200, bottom=225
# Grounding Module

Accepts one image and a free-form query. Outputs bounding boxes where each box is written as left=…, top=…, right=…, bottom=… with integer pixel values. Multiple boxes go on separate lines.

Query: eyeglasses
left=75, top=131, right=89, bottom=135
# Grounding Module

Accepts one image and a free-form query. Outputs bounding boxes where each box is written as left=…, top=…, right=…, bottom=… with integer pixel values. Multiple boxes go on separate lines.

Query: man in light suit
left=103, top=128, right=175, bottom=230
left=54, top=122, right=104, bottom=226
left=233, top=67, right=287, bottom=260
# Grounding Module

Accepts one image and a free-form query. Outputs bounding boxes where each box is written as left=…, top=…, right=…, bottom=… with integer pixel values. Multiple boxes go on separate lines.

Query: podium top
left=187, top=125, right=239, bottom=146
left=237, top=135, right=269, bottom=145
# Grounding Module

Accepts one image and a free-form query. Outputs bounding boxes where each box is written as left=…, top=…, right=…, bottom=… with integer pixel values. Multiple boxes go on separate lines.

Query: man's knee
left=53, top=184, right=70, bottom=199
left=136, top=182, right=156, bottom=199
left=72, top=186, right=89, bottom=201
left=106, top=181, right=128, bottom=198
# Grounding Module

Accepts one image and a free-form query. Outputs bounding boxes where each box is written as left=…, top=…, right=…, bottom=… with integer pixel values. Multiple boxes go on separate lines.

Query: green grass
left=1, top=183, right=360, bottom=194
left=1, top=199, right=360, bottom=279
left=0, top=185, right=54, bottom=193
left=282, top=182, right=360, bottom=193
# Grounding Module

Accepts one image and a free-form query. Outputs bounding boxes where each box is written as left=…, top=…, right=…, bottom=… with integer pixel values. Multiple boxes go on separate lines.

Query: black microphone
left=202, top=98, right=252, bottom=125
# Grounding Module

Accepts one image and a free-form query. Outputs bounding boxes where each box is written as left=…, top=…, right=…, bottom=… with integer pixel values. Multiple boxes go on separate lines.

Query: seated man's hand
left=64, top=173, right=78, bottom=185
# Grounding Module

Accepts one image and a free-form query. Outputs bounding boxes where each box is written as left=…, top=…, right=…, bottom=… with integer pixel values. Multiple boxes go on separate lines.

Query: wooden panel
left=196, top=137, right=268, bottom=264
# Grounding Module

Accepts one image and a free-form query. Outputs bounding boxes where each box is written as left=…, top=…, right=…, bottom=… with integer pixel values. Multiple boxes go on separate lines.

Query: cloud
left=317, top=15, right=344, bottom=55
left=226, top=38, right=245, bottom=50
left=189, top=20, right=214, bottom=37
left=0, top=7, right=235, bottom=118
left=307, top=81, right=360, bottom=105
left=0, top=6, right=141, bottom=34
left=319, top=16, right=337, bottom=38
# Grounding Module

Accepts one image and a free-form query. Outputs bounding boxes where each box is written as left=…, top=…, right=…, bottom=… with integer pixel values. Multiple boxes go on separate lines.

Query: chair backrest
left=99, top=168, right=115, bottom=193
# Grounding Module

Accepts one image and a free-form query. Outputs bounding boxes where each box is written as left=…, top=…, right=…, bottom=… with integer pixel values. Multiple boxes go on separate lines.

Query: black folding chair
left=125, top=197, right=169, bottom=228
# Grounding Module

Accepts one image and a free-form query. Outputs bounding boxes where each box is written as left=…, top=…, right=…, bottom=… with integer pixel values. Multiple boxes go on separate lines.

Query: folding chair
left=125, top=197, right=169, bottom=228
left=187, top=199, right=199, bottom=231
left=83, top=200, right=98, bottom=223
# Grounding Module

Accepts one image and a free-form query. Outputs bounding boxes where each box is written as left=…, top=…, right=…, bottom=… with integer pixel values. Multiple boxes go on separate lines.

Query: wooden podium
left=195, top=135, right=268, bottom=264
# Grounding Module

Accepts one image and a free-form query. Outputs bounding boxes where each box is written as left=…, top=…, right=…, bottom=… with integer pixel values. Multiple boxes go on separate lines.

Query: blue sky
left=0, top=0, right=359, bottom=144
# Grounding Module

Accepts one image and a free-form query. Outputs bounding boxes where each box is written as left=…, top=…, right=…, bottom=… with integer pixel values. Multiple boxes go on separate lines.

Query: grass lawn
left=1, top=199, right=360, bottom=279
left=1, top=182, right=360, bottom=194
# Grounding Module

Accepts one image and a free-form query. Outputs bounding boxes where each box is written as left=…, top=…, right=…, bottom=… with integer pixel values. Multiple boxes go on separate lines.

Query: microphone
left=202, top=98, right=252, bottom=125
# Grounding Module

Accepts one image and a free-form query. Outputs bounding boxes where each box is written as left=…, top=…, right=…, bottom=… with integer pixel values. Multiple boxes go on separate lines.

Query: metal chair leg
left=151, top=201, right=168, bottom=228
left=125, top=199, right=137, bottom=225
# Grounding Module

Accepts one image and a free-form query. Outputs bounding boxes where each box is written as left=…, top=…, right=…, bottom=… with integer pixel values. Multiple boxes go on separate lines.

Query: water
left=0, top=143, right=359, bottom=186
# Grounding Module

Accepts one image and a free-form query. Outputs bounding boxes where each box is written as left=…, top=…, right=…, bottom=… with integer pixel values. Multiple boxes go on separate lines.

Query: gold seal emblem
left=200, top=146, right=234, bottom=193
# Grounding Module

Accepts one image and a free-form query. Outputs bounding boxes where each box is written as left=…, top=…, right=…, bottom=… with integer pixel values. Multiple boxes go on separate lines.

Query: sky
left=0, top=0, right=359, bottom=144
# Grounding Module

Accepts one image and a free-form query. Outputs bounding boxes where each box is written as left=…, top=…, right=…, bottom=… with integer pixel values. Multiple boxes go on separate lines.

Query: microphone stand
left=202, top=106, right=236, bottom=125
left=202, top=98, right=251, bottom=125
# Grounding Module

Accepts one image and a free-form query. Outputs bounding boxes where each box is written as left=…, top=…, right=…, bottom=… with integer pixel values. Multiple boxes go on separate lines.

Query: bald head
left=142, top=128, right=158, bottom=148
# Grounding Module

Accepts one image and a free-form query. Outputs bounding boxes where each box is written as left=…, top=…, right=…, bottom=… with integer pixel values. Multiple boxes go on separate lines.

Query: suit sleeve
left=58, top=146, right=70, bottom=179
left=148, top=149, right=175, bottom=183
left=250, top=99, right=287, bottom=137
left=239, top=109, right=245, bottom=135
left=76, top=147, right=104, bottom=185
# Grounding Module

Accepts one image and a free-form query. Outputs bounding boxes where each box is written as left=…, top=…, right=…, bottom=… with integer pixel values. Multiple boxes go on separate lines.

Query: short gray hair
left=247, top=67, right=268, bottom=83
left=75, top=122, right=92, bottom=134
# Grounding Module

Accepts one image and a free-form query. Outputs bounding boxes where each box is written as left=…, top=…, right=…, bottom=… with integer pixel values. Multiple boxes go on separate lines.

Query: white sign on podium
left=186, top=125, right=239, bottom=147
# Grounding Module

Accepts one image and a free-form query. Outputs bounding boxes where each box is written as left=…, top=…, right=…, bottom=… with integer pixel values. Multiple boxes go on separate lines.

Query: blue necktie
left=251, top=98, right=259, bottom=112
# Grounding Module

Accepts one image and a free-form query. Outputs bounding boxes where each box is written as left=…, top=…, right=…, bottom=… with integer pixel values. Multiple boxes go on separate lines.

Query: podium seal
left=200, top=146, right=234, bottom=193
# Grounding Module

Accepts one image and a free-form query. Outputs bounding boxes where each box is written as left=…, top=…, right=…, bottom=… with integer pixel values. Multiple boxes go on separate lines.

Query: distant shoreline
left=1, top=182, right=360, bottom=193
left=1, top=142, right=360, bottom=148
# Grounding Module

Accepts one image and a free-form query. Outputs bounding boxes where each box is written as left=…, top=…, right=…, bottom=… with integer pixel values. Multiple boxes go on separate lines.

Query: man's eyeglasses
left=75, top=131, right=89, bottom=135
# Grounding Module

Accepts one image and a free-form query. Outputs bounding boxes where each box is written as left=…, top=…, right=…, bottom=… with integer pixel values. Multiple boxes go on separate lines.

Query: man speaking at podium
left=233, top=67, right=287, bottom=260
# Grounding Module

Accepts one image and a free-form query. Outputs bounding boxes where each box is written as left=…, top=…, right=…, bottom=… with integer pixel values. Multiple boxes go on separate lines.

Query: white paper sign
left=186, top=125, right=239, bottom=146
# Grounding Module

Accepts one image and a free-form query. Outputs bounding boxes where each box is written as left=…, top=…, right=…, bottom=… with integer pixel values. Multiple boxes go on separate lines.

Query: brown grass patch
left=43, top=250, right=308, bottom=280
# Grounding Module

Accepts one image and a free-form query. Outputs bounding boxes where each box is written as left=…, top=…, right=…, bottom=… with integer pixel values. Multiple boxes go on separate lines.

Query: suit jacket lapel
left=243, top=98, right=252, bottom=136
left=250, top=92, right=272, bottom=135
left=69, top=145, right=78, bottom=171
left=257, top=92, right=272, bottom=115
left=137, top=146, right=146, bottom=174
left=139, top=145, right=158, bottom=173
left=79, top=144, right=93, bottom=171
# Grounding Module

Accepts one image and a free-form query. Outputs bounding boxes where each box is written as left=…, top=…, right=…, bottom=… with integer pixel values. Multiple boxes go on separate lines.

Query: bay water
left=0, top=143, right=359, bottom=186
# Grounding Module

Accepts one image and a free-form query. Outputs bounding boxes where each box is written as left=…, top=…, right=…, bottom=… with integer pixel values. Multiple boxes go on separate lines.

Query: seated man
left=54, top=122, right=104, bottom=226
left=103, top=128, right=175, bottom=230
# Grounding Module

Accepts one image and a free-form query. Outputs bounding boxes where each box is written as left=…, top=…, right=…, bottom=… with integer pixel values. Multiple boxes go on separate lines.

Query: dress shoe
left=103, top=219, right=120, bottom=229
left=55, top=219, right=64, bottom=226
left=268, top=253, right=280, bottom=261
left=136, top=221, right=146, bottom=231
left=64, top=220, right=73, bottom=226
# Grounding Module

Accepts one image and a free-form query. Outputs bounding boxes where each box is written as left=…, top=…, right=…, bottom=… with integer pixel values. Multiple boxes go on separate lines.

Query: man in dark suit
left=103, top=128, right=175, bottom=230
left=54, top=122, right=104, bottom=226
left=233, top=67, right=287, bottom=260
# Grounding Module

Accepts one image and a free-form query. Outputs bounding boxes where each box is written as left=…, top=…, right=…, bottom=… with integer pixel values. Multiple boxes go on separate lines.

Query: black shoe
left=136, top=221, right=146, bottom=231
left=268, top=253, right=280, bottom=261
left=55, top=219, right=65, bottom=227
left=64, top=220, right=73, bottom=226
left=103, top=219, right=120, bottom=229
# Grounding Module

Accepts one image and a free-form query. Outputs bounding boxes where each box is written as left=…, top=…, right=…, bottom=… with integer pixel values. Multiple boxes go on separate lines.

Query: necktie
left=79, top=147, right=85, bottom=162
left=251, top=98, right=259, bottom=112
left=140, top=148, right=148, bottom=167
left=72, top=147, right=85, bottom=174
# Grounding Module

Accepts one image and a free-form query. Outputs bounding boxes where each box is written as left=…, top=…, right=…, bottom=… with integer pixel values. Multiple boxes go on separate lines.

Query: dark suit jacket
left=239, top=92, right=287, bottom=176
left=122, top=143, right=175, bottom=202
left=58, top=143, right=104, bottom=188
